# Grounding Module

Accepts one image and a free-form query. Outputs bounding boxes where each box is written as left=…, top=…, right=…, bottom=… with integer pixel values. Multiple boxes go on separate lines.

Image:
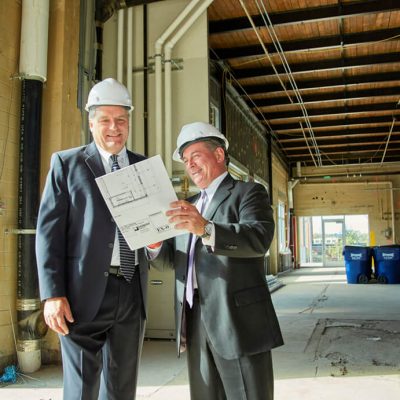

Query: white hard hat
left=85, top=78, right=134, bottom=111
left=173, top=122, right=229, bottom=162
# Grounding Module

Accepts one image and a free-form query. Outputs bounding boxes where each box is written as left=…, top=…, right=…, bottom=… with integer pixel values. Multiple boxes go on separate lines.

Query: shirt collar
left=96, top=144, right=127, bottom=165
left=203, top=171, right=228, bottom=201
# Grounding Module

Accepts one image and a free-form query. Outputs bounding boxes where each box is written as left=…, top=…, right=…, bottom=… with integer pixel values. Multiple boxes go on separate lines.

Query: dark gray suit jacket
left=152, top=174, right=283, bottom=359
left=36, top=141, right=149, bottom=322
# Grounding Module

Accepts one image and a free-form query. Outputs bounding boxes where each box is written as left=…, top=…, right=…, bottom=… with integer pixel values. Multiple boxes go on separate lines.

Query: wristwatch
left=200, top=221, right=213, bottom=239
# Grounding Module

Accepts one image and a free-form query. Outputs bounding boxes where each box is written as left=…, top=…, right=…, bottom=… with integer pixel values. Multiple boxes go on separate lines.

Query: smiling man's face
left=182, top=141, right=226, bottom=189
left=89, top=105, right=130, bottom=154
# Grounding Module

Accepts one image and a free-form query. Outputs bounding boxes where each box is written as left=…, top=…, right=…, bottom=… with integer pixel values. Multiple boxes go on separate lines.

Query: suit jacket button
left=104, top=271, right=109, bottom=277
left=108, top=243, right=113, bottom=249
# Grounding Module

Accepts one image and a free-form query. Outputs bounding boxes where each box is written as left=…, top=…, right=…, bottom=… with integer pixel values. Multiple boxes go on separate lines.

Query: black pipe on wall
left=17, top=79, right=47, bottom=347
left=95, top=21, right=104, bottom=82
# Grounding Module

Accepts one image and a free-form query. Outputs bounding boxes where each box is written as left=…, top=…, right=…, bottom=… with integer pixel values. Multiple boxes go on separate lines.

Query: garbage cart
left=372, top=245, right=400, bottom=284
left=343, top=246, right=372, bottom=284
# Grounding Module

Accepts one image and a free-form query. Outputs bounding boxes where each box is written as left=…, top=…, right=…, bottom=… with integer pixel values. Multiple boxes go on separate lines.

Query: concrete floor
left=2, top=265, right=400, bottom=399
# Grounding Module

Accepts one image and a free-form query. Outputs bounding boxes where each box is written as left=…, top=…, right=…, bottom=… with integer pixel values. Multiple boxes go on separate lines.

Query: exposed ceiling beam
left=282, top=137, right=400, bottom=148
left=212, top=28, right=400, bottom=59
left=268, top=115, right=400, bottom=130
left=209, top=0, right=400, bottom=33
left=279, top=131, right=400, bottom=143
left=286, top=151, right=400, bottom=164
left=233, top=52, right=400, bottom=79
left=238, top=72, right=400, bottom=95
left=262, top=102, right=399, bottom=120
left=277, top=126, right=400, bottom=140
left=250, top=86, right=400, bottom=107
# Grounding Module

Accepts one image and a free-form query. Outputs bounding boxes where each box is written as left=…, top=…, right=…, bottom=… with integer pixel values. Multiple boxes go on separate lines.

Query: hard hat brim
left=172, top=136, right=228, bottom=162
left=85, top=104, right=134, bottom=112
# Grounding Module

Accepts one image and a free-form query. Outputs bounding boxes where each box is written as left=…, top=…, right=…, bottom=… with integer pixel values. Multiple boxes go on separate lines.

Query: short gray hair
left=88, top=105, right=130, bottom=120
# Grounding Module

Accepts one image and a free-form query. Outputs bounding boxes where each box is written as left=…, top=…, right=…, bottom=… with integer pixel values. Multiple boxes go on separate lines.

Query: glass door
left=322, top=218, right=344, bottom=266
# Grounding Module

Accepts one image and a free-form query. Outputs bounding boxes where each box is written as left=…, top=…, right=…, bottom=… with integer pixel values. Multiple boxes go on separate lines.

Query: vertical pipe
left=127, top=7, right=133, bottom=148
left=164, top=47, right=172, bottom=173
left=17, top=80, right=44, bottom=371
left=18, top=0, right=50, bottom=373
left=390, top=183, right=396, bottom=244
left=154, top=0, right=202, bottom=159
left=143, top=4, right=149, bottom=156
left=95, top=21, right=104, bottom=82
left=220, top=70, right=226, bottom=135
left=117, top=9, right=124, bottom=82
left=164, top=0, right=214, bottom=175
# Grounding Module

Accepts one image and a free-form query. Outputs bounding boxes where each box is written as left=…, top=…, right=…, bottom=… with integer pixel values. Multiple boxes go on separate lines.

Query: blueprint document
left=95, top=155, right=183, bottom=250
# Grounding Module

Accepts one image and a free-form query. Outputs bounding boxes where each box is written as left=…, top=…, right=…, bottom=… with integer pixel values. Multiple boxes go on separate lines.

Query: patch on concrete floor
left=305, top=319, right=400, bottom=377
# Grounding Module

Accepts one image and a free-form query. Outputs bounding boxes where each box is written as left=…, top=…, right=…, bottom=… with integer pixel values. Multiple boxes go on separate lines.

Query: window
left=278, top=201, right=286, bottom=252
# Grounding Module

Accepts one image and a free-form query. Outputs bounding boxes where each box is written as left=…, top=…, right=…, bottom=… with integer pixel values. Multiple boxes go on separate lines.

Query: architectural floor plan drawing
left=96, top=155, right=183, bottom=250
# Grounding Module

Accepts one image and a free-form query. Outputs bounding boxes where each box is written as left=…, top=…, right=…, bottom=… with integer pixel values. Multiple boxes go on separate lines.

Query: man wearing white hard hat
left=36, top=78, right=149, bottom=400
left=150, top=122, right=283, bottom=400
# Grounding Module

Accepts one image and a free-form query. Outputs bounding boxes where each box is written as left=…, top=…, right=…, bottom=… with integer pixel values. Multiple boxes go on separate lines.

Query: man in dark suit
left=149, top=122, right=283, bottom=400
left=36, top=78, right=148, bottom=400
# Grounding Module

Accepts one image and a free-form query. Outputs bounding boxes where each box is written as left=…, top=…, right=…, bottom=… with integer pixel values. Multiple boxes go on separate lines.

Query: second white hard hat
left=85, top=78, right=134, bottom=111
left=173, top=122, right=229, bottom=162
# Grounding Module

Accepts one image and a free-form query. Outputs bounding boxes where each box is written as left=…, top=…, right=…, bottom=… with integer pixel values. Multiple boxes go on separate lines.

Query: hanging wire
left=249, top=0, right=322, bottom=166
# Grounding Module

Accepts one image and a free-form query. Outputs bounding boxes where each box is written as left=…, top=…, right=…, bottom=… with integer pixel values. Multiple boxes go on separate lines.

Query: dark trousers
left=186, top=294, right=274, bottom=400
left=60, top=274, right=145, bottom=400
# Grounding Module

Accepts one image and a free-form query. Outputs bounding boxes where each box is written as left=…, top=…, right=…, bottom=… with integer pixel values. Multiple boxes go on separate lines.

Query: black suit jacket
left=36, top=142, right=149, bottom=322
left=152, top=174, right=284, bottom=359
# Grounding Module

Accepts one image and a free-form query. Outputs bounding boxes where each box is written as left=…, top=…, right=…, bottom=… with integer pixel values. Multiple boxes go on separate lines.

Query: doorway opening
left=298, top=215, right=369, bottom=267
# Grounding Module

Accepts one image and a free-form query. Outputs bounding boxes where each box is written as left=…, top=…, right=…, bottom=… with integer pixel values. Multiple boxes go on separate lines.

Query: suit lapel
left=127, top=151, right=137, bottom=165
left=203, top=174, right=235, bottom=220
left=84, top=142, right=106, bottom=178
left=178, top=175, right=234, bottom=253
left=84, top=144, right=140, bottom=177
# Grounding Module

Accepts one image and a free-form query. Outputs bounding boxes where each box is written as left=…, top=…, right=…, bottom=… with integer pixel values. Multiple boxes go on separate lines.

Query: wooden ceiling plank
left=209, top=0, right=400, bottom=33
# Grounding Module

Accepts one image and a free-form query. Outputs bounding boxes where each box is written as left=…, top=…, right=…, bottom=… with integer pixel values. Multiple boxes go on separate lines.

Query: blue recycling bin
left=343, top=246, right=372, bottom=284
left=372, top=245, right=400, bottom=284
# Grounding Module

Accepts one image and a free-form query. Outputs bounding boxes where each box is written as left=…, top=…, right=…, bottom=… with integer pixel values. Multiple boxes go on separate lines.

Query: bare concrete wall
left=293, top=181, right=398, bottom=246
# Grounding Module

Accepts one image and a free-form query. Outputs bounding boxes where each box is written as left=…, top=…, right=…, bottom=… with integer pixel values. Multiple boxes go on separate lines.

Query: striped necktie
left=110, top=154, right=136, bottom=282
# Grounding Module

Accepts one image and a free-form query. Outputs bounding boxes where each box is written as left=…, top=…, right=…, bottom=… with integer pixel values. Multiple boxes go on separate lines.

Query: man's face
left=89, top=106, right=129, bottom=154
left=182, top=141, right=226, bottom=189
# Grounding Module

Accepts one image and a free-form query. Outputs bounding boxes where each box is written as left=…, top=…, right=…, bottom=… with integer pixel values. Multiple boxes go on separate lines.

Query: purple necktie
left=110, top=154, right=136, bottom=282
left=186, top=190, right=208, bottom=307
